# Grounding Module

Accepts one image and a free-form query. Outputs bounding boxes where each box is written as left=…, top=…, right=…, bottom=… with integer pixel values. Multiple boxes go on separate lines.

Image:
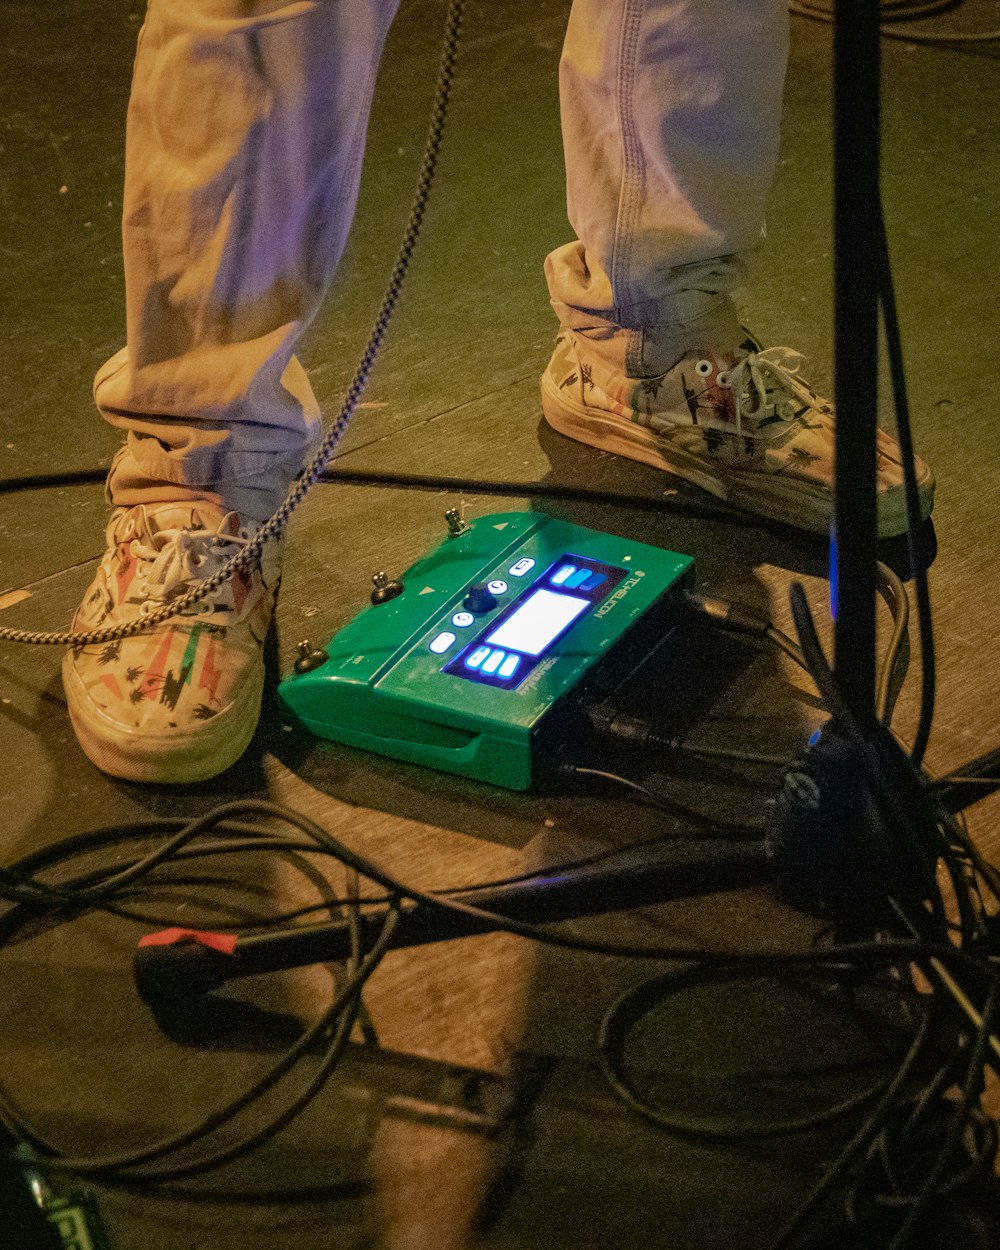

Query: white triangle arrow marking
left=493, top=522, right=509, bottom=530
left=419, top=586, right=436, bottom=595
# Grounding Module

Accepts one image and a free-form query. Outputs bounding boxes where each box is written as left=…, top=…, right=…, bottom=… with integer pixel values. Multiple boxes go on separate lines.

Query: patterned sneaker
left=62, top=502, right=280, bottom=784
left=540, top=329, right=934, bottom=537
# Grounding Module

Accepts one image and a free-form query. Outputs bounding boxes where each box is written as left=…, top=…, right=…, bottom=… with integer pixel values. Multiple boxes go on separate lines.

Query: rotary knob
left=463, top=581, right=497, bottom=614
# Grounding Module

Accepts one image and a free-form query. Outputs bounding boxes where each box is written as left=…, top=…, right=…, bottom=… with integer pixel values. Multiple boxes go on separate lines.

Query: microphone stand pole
left=832, top=0, right=882, bottom=727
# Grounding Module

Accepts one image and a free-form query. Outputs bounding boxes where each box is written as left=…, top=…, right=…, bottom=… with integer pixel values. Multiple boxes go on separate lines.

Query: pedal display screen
left=442, top=554, right=628, bottom=689
left=485, top=589, right=590, bottom=656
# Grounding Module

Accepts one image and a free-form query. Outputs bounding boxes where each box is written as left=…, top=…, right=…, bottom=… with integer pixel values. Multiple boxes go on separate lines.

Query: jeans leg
left=546, top=0, right=789, bottom=377
left=98, top=0, right=400, bottom=520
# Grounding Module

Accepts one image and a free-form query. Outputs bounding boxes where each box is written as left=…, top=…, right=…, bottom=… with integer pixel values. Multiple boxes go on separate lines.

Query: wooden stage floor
left=2, top=2, right=1000, bottom=1247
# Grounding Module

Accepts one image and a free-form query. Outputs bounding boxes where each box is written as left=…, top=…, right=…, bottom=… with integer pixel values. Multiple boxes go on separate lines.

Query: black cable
left=13, top=907, right=400, bottom=1181
left=782, top=996, right=999, bottom=1242
left=0, top=462, right=801, bottom=534
left=685, top=565, right=909, bottom=733
left=766, top=623, right=809, bottom=671
left=789, top=581, right=860, bottom=734
left=4, top=818, right=779, bottom=931
left=666, top=741, right=789, bottom=768
left=787, top=584, right=962, bottom=937
left=790, top=511, right=963, bottom=923
left=932, top=745, right=1000, bottom=814
left=874, top=561, right=911, bottom=727
left=1, top=795, right=997, bottom=1199
left=0, top=467, right=107, bottom=492
left=560, top=765, right=766, bottom=838
left=0, top=815, right=775, bottom=921
left=598, top=961, right=925, bottom=1141
left=778, top=564, right=1000, bottom=1243
left=793, top=0, right=957, bottom=20
left=884, top=983, right=999, bottom=1247
left=0, top=108, right=990, bottom=1195
left=0, top=819, right=398, bottom=1179
left=0, top=798, right=968, bottom=972
left=790, top=0, right=1000, bottom=42
left=0, top=811, right=400, bottom=1182
left=322, top=467, right=764, bottom=529
left=875, top=211, right=935, bottom=768
left=769, top=997, right=935, bottom=1248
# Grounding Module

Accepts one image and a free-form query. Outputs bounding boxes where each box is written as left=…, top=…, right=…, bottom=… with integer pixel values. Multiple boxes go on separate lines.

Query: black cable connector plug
left=684, top=589, right=810, bottom=674
left=684, top=590, right=771, bottom=637
left=586, top=704, right=675, bottom=752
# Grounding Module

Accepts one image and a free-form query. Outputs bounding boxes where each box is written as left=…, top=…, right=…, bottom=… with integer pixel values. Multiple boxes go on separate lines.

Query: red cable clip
left=137, top=927, right=238, bottom=955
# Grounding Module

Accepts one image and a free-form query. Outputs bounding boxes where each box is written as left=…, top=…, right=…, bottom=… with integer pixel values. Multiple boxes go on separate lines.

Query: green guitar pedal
left=278, top=511, right=694, bottom=790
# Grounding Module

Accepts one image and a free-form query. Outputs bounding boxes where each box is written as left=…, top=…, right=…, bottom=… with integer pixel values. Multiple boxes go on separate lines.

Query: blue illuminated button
left=498, top=654, right=520, bottom=679
left=580, top=571, right=607, bottom=592
left=551, top=564, right=577, bottom=586
left=487, top=579, right=508, bottom=595
left=429, top=631, right=456, bottom=654
left=451, top=611, right=475, bottom=628
left=465, top=646, right=491, bottom=670
left=481, top=649, right=506, bottom=674
left=565, top=568, right=592, bottom=589
left=508, top=557, right=535, bottom=577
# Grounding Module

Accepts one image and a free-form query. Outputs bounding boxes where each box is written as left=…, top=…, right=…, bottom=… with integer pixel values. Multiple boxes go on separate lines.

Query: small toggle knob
left=463, top=581, right=497, bottom=614
left=371, top=570, right=404, bottom=605
left=294, top=639, right=329, bottom=674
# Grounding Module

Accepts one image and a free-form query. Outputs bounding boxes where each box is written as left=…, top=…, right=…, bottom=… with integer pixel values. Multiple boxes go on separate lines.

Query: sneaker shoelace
left=127, top=512, right=254, bottom=619
left=718, top=346, right=831, bottom=439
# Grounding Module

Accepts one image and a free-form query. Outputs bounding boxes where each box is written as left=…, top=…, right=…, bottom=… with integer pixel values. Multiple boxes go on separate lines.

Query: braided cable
left=0, top=0, right=464, bottom=649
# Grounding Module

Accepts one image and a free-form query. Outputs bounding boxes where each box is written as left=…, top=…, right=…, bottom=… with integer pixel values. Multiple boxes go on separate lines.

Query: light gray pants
left=98, top=0, right=789, bottom=519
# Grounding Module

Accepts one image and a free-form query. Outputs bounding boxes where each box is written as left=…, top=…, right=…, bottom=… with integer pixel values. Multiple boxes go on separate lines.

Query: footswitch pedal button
left=508, top=558, right=535, bottom=577
left=429, top=631, right=456, bottom=654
